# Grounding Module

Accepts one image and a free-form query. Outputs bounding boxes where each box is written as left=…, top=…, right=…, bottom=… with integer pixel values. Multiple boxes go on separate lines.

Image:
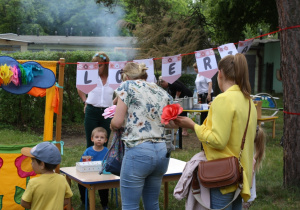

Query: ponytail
left=233, top=53, right=251, bottom=99
left=254, top=126, right=266, bottom=172
left=218, top=53, right=251, bottom=99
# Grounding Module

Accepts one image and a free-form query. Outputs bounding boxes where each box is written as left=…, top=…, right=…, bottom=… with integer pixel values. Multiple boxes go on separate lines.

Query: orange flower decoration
left=161, top=103, right=183, bottom=124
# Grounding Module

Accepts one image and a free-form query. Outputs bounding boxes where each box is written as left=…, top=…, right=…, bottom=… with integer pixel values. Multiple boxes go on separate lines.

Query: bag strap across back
left=192, top=99, right=252, bottom=209
left=238, top=100, right=251, bottom=161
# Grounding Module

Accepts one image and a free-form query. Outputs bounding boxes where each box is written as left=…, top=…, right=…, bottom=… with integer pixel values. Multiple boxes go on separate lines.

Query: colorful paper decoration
left=0, top=56, right=56, bottom=94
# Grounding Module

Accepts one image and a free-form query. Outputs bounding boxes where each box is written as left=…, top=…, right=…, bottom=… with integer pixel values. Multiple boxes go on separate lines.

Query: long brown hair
left=92, top=52, right=110, bottom=77
left=218, top=53, right=251, bottom=99
left=254, top=126, right=266, bottom=172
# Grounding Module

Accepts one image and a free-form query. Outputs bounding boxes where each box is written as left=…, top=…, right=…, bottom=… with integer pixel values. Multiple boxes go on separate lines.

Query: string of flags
left=77, top=39, right=254, bottom=94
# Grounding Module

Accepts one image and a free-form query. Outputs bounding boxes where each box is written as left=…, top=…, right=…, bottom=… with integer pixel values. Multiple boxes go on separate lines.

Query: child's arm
left=21, top=199, right=31, bottom=209
left=64, top=198, right=70, bottom=206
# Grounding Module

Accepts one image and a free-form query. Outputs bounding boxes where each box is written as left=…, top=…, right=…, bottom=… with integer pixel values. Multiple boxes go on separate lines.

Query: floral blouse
left=115, top=80, right=173, bottom=147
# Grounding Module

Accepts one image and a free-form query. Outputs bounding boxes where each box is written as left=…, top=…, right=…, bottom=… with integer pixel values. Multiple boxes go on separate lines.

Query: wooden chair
left=254, top=100, right=278, bottom=139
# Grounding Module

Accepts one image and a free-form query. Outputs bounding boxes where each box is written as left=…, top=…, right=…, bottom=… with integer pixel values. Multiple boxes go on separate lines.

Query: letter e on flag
left=161, top=55, right=181, bottom=84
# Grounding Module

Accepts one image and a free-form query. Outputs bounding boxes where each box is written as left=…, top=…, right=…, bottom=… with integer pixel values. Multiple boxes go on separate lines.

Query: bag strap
left=99, top=129, right=123, bottom=175
left=240, top=100, right=251, bottom=153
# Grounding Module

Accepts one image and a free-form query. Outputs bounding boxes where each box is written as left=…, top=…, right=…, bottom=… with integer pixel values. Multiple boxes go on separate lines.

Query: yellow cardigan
left=194, top=85, right=257, bottom=201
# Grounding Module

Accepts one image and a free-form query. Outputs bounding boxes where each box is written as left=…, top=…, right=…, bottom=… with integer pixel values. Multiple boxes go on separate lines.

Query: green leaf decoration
left=14, top=186, right=25, bottom=205
left=0, top=195, right=3, bottom=210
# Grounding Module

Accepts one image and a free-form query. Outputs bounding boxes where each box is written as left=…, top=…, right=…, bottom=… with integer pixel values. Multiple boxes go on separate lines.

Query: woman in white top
left=77, top=52, right=114, bottom=148
left=193, top=62, right=214, bottom=124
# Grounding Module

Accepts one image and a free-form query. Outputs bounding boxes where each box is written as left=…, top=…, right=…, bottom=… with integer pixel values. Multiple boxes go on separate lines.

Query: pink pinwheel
left=102, top=105, right=117, bottom=119
left=161, top=103, right=183, bottom=124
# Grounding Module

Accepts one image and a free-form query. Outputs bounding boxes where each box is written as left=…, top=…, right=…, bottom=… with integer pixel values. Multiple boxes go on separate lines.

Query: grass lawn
left=1, top=94, right=300, bottom=209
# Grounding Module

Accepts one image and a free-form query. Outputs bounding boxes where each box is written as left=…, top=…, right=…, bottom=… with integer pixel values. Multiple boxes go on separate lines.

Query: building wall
left=264, top=42, right=282, bottom=93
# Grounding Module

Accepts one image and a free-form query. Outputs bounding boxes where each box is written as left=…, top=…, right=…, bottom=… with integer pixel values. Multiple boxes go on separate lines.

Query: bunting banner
left=237, top=39, right=254, bottom=54
left=133, top=58, right=155, bottom=83
left=161, top=55, right=182, bottom=84
left=218, top=43, right=238, bottom=58
left=108, top=61, right=128, bottom=89
left=76, top=62, right=98, bottom=94
left=195, top=49, right=218, bottom=79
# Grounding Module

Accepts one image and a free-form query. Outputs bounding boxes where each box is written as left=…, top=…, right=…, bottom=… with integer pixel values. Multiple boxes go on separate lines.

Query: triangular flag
left=161, top=55, right=182, bottom=84
left=218, top=43, right=238, bottom=58
left=76, top=62, right=98, bottom=94
left=195, top=49, right=218, bottom=79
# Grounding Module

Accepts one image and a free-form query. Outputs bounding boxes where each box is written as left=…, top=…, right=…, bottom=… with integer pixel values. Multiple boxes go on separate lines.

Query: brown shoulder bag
left=198, top=100, right=251, bottom=188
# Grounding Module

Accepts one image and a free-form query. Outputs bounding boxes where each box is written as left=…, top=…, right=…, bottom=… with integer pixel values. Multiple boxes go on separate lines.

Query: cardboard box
left=76, top=161, right=102, bottom=172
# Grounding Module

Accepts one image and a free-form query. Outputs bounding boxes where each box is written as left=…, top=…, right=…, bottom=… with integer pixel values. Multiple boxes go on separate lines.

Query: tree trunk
left=276, top=0, right=300, bottom=187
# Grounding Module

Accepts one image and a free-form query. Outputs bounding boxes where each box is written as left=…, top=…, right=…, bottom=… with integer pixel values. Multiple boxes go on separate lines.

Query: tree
left=276, top=0, right=300, bottom=187
left=205, top=0, right=278, bottom=44
left=132, top=3, right=210, bottom=69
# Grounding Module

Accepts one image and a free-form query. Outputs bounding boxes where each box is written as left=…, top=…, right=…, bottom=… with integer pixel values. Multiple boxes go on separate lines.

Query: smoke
left=20, top=0, right=126, bottom=37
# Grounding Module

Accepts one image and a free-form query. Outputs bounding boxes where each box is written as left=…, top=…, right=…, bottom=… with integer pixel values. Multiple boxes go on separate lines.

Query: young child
left=20, top=142, right=73, bottom=210
left=78, top=127, right=109, bottom=210
left=243, top=126, right=266, bottom=209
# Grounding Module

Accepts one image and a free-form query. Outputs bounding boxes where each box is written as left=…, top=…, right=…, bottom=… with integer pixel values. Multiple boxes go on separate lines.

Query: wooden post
left=55, top=58, right=65, bottom=173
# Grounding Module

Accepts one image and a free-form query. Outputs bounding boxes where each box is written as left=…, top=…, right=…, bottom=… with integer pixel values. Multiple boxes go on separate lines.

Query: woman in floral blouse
left=110, top=62, right=174, bottom=210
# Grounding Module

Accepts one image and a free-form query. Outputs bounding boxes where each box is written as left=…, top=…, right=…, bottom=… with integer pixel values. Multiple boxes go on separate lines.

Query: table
left=60, top=158, right=186, bottom=210
left=178, top=109, right=209, bottom=149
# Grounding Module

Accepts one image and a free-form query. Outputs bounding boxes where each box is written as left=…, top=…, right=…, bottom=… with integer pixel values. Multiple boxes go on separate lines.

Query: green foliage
left=204, top=0, right=278, bottom=44
left=0, top=51, right=126, bottom=130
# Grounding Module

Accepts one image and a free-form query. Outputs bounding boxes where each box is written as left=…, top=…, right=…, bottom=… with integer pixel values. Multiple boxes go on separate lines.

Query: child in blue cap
left=20, top=142, right=73, bottom=210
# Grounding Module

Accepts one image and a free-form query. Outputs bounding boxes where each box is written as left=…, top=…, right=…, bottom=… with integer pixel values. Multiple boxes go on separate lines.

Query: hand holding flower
left=161, top=103, right=183, bottom=125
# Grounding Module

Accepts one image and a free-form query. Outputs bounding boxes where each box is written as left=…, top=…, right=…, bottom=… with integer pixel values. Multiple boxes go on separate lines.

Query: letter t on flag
left=76, top=62, right=99, bottom=94
left=161, top=54, right=182, bottom=84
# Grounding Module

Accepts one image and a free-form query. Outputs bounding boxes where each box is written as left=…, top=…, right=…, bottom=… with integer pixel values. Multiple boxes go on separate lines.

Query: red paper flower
left=161, top=103, right=183, bottom=124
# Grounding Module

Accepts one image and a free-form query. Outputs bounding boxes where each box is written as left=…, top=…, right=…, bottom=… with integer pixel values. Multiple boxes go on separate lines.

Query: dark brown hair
left=35, top=158, right=58, bottom=171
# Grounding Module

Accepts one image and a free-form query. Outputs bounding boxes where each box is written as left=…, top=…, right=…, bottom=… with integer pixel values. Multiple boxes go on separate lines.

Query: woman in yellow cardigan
left=174, top=53, right=257, bottom=209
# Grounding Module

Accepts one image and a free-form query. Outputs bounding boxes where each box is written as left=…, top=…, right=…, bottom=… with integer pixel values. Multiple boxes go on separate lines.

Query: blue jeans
left=120, top=142, right=170, bottom=210
left=210, top=188, right=242, bottom=210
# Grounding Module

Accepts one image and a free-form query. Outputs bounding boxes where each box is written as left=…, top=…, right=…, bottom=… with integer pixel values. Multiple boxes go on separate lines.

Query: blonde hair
left=92, top=52, right=110, bottom=77
left=121, top=62, right=148, bottom=81
left=91, top=127, right=107, bottom=138
left=218, top=53, right=251, bottom=99
left=193, top=62, right=198, bottom=68
left=254, top=126, right=266, bottom=172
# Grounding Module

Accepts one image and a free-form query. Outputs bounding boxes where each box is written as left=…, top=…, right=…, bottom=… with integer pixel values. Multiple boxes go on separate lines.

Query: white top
left=195, top=74, right=213, bottom=95
left=86, top=76, right=114, bottom=107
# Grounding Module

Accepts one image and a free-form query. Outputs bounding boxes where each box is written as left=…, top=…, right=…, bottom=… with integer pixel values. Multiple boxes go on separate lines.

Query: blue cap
left=21, top=142, right=61, bottom=165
